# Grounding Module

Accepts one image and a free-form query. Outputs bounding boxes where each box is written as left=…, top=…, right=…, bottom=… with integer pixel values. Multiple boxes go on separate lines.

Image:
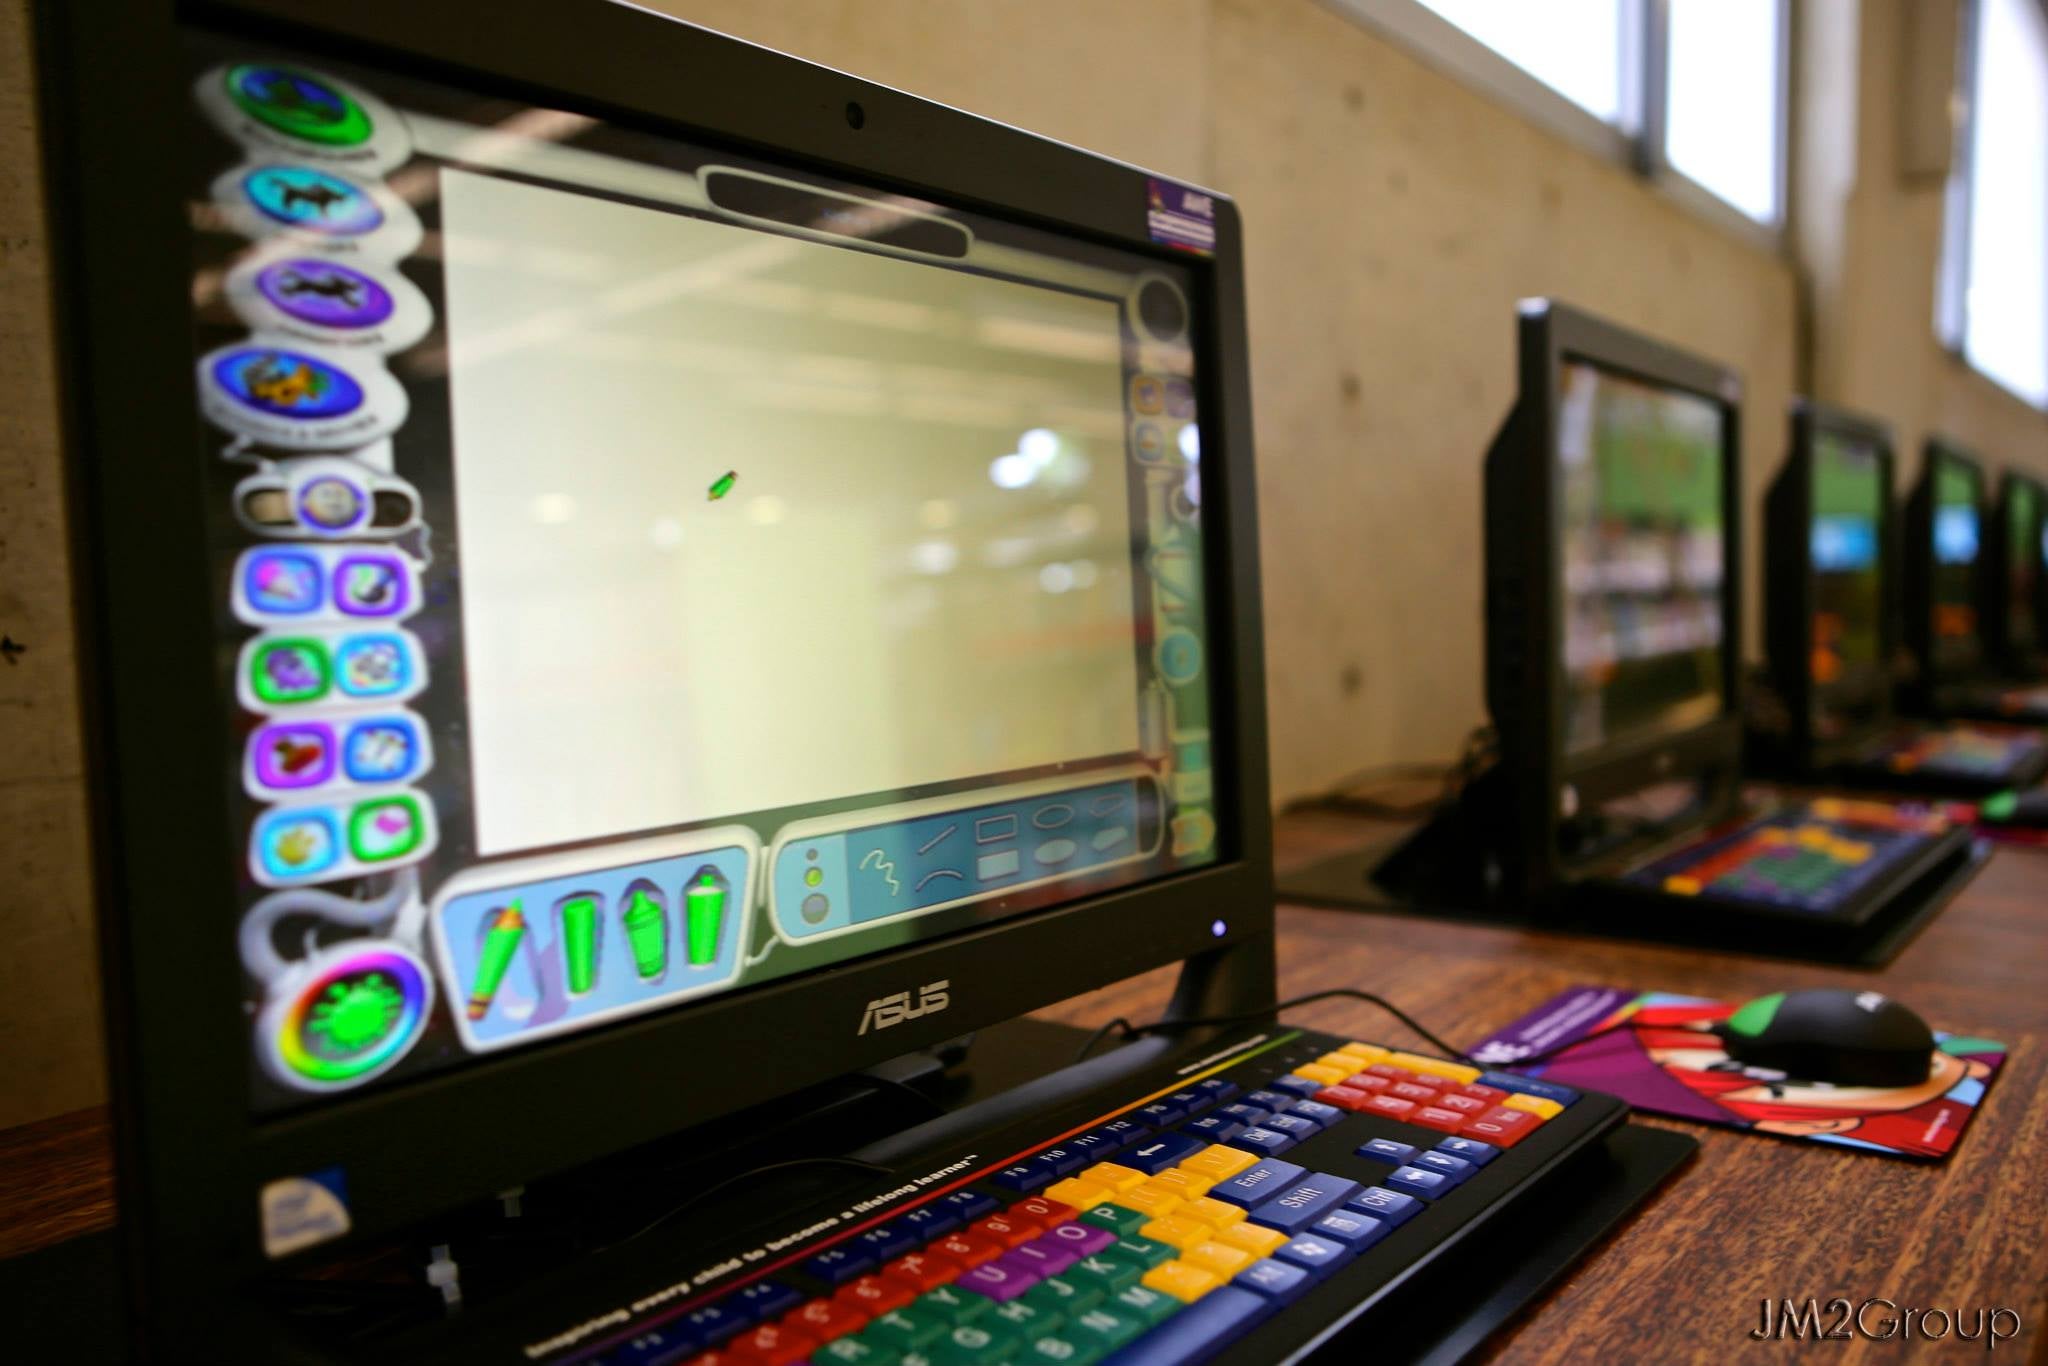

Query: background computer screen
left=1809, top=429, right=1886, bottom=737
left=1555, top=360, right=1726, bottom=756
left=182, top=38, right=1222, bottom=1111
left=1930, top=454, right=1983, bottom=673
left=2004, top=478, right=2040, bottom=653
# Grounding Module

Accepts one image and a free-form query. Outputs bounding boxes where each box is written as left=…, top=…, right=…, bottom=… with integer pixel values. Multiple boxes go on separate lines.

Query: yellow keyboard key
left=1115, top=1183, right=1184, bottom=1218
left=1045, top=1178, right=1108, bottom=1210
left=1292, top=1063, right=1350, bottom=1086
left=1082, top=1162, right=1148, bottom=1193
left=1151, top=1168, right=1215, bottom=1198
left=1139, top=1214, right=1214, bottom=1250
left=1315, top=1051, right=1366, bottom=1072
left=1386, top=1052, right=1480, bottom=1085
left=1142, top=1260, right=1221, bottom=1303
left=1179, top=1196, right=1247, bottom=1229
left=1336, top=1041, right=1388, bottom=1064
left=1179, top=1145, right=1260, bottom=1182
left=1214, top=1222, right=1288, bottom=1257
left=1502, top=1092, right=1563, bottom=1120
left=1182, top=1241, right=1256, bottom=1278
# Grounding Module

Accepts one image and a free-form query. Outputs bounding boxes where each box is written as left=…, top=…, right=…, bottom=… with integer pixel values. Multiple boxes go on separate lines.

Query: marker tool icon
left=466, top=902, right=526, bottom=1020
left=623, top=884, right=669, bottom=981
left=560, top=895, right=599, bottom=995
left=685, top=870, right=727, bottom=966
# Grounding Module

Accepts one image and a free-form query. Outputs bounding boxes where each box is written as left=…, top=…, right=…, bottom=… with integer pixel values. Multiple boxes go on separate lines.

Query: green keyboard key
left=817, top=1337, right=902, bottom=1365
left=1021, top=1274, right=1101, bottom=1321
left=919, top=1285, right=990, bottom=1325
left=931, top=1320, right=1017, bottom=1365
left=990, top=1298, right=1058, bottom=1338
left=867, top=1307, right=949, bottom=1352
left=1110, top=1283, right=1180, bottom=1328
left=1105, top=1235, right=1173, bottom=1270
left=1018, top=1333, right=1103, bottom=1365
left=1066, top=1306, right=1146, bottom=1355
left=1079, top=1203, right=1147, bottom=1236
left=1065, top=1253, right=1141, bottom=1294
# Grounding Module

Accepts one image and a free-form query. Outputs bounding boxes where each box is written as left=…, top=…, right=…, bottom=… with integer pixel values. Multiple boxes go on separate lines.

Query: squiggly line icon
left=858, top=848, right=902, bottom=897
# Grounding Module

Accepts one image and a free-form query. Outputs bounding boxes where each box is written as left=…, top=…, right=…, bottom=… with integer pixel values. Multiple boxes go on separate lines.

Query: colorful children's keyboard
left=531, top=1029, right=1626, bottom=1366
left=1858, top=724, right=2047, bottom=781
left=1622, top=799, right=1955, bottom=916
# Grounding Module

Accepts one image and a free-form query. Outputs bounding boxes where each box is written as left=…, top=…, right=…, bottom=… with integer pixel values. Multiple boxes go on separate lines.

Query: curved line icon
left=913, top=869, right=966, bottom=894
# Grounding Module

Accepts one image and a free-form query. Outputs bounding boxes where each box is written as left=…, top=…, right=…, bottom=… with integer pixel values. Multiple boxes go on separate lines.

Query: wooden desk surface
left=4, top=814, right=2045, bottom=1362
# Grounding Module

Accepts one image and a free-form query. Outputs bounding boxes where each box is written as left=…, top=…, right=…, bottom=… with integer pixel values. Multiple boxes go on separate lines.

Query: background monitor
left=1484, top=301, right=1743, bottom=889
left=1989, top=470, right=2047, bottom=670
left=44, top=0, right=1271, bottom=1348
left=1904, top=439, right=1988, bottom=695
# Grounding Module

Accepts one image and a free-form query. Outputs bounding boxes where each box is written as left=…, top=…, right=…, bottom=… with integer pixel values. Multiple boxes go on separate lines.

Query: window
left=1941, top=0, right=2048, bottom=409
left=1333, top=0, right=1788, bottom=232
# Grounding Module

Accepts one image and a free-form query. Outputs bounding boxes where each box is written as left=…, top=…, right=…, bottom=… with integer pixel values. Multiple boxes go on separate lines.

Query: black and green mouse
left=1716, top=988, right=1936, bottom=1088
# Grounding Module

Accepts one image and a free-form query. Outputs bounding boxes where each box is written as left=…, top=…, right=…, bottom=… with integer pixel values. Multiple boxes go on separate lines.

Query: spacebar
left=1102, top=1288, right=1272, bottom=1366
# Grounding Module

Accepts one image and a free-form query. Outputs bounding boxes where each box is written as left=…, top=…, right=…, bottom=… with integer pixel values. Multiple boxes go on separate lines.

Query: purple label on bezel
left=1146, top=177, right=1217, bottom=255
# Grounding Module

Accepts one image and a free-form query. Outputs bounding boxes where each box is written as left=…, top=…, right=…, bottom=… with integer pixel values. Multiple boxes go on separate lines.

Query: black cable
left=1075, top=988, right=1474, bottom=1066
left=597, top=1155, right=895, bottom=1253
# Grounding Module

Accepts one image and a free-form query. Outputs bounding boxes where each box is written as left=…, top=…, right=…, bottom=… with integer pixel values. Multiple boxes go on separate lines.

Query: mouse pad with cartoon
left=1468, top=986, right=2006, bottom=1160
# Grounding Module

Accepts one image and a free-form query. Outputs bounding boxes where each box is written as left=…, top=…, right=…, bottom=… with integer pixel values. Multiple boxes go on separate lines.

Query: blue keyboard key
left=1273, top=1232, right=1350, bottom=1278
left=1412, top=1151, right=1476, bottom=1185
left=1211, top=1158, right=1307, bottom=1208
left=802, top=1245, right=874, bottom=1285
left=1180, top=1114, right=1246, bottom=1143
left=1068, top=1131, right=1118, bottom=1163
left=1032, top=1145, right=1087, bottom=1176
left=1123, top=1132, right=1204, bottom=1174
left=1167, top=1089, right=1212, bottom=1116
left=1228, top=1126, right=1296, bottom=1158
left=1247, top=1173, right=1361, bottom=1233
left=855, top=1224, right=920, bottom=1261
left=1357, top=1138, right=1417, bottom=1165
left=1311, top=1209, right=1391, bottom=1250
left=1478, top=1071, right=1580, bottom=1107
left=1384, top=1165, right=1450, bottom=1200
left=1135, top=1101, right=1186, bottom=1128
left=1346, top=1186, right=1421, bottom=1227
left=1287, top=1099, right=1342, bottom=1130
left=615, top=1325, right=702, bottom=1366
left=1263, top=1113, right=1320, bottom=1143
left=1268, top=1075, right=1322, bottom=1099
left=681, top=1303, right=745, bottom=1347
left=1234, top=1258, right=1312, bottom=1302
left=1192, top=1078, right=1241, bottom=1105
left=733, top=1280, right=803, bottom=1320
left=1432, top=1136, right=1499, bottom=1167
left=938, top=1189, right=999, bottom=1221
left=1217, top=1103, right=1272, bottom=1128
left=992, top=1163, right=1054, bottom=1194
left=1101, top=1286, right=1270, bottom=1364
left=1094, top=1119, right=1150, bottom=1150
left=894, top=1206, right=960, bottom=1240
left=1243, top=1090, right=1296, bottom=1114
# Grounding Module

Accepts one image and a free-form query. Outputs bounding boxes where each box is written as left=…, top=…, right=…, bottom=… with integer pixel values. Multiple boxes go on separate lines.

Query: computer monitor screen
left=1930, top=454, right=1983, bottom=673
left=182, top=39, right=1221, bottom=1112
left=1555, top=360, right=1727, bottom=756
left=2004, top=478, right=2040, bottom=653
left=1809, top=429, right=1885, bottom=737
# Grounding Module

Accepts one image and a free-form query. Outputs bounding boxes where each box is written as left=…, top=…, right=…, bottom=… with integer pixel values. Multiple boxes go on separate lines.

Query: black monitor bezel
left=1987, top=468, right=2048, bottom=672
left=1903, top=437, right=1989, bottom=702
left=1765, top=400, right=1899, bottom=766
left=1488, top=301, right=1745, bottom=887
left=37, top=0, right=1274, bottom=1341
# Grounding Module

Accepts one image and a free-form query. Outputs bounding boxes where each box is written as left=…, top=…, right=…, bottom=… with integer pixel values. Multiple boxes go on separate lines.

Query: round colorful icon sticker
left=247, top=637, right=332, bottom=707
left=261, top=943, right=433, bottom=1090
left=195, top=62, right=412, bottom=174
left=225, top=255, right=432, bottom=353
left=233, top=456, right=421, bottom=540
left=334, top=631, right=421, bottom=700
left=198, top=337, right=406, bottom=449
left=211, top=163, right=421, bottom=258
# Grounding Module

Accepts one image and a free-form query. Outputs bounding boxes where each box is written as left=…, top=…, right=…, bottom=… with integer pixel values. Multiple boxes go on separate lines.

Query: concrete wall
left=0, top=0, right=2039, bottom=1128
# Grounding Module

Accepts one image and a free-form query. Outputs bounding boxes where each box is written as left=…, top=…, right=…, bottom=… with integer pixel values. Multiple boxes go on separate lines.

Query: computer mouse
left=1717, top=988, right=1936, bottom=1088
left=1976, top=789, right=2048, bottom=827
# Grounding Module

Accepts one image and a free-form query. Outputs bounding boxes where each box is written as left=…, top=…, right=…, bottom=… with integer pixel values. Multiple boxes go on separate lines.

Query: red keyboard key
left=971, top=1212, right=1041, bottom=1248
left=1362, top=1063, right=1416, bottom=1082
left=726, top=1322, right=818, bottom=1366
left=835, top=1275, right=915, bottom=1315
left=1464, top=1106, right=1539, bottom=1147
left=1011, top=1196, right=1076, bottom=1225
left=1314, top=1085, right=1373, bottom=1112
left=785, top=1297, right=867, bottom=1341
left=1409, top=1106, right=1469, bottom=1134
left=1435, top=1092, right=1489, bottom=1114
left=883, top=1251, right=960, bottom=1292
left=1389, top=1081, right=1439, bottom=1102
left=933, top=1232, right=1002, bottom=1267
left=1364, top=1094, right=1417, bottom=1117
left=1342, top=1073, right=1394, bottom=1093
left=1456, top=1084, right=1506, bottom=1104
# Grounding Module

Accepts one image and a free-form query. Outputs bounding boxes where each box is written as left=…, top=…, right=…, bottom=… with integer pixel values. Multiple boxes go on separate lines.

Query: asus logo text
left=859, top=980, right=950, bottom=1034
